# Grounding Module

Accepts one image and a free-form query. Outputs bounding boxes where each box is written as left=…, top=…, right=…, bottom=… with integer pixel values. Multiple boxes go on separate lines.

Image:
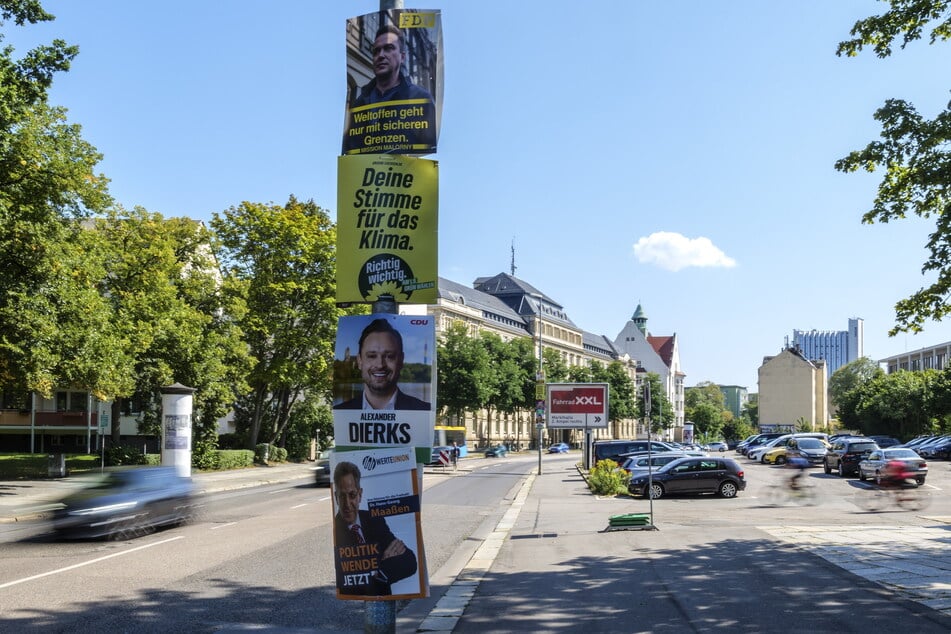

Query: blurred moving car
left=547, top=442, right=570, bottom=453
left=314, top=449, right=332, bottom=486
left=53, top=466, right=196, bottom=540
left=627, top=456, right=746, bottom=499
left=484, top=445, right=508, bottom=458
left=858, top=448, right=928, bottom=485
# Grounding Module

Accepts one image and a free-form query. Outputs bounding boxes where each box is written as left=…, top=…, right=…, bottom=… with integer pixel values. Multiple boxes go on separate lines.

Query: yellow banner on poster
left=337, top=155, right=438, bottom=305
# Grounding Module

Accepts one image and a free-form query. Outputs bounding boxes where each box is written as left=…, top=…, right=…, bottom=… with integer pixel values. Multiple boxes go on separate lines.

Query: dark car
left=924, top=438, right=951, bottom=460
left=824, top=438, right=879, bottom=477
left=314, top=449, right=332, bottom=486
left=868, top=435, right=901, bottom=449
left=627, top=456, right=746, bottom=499
left=592, top=439, right=676, bottom=467
left=739, top=433, right=785, bottom=456
left=786, top=436, right=828, bottom=465
left=52, top=466, right=196, bottom=540
left=484, top=445, right=508, bottom=458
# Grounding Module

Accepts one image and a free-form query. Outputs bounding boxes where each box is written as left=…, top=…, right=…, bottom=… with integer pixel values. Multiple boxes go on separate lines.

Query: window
left=56, top=392, right=68, bottom=411
left=69, top=392, right=86, bottom=412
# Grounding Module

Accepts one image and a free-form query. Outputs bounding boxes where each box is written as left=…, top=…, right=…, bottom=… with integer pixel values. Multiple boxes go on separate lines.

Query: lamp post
left=535, top=296, right=545, bottom=475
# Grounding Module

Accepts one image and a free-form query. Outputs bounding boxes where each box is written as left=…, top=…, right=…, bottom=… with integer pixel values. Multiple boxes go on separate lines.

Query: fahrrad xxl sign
left=546, top=383, right=609, bottom=429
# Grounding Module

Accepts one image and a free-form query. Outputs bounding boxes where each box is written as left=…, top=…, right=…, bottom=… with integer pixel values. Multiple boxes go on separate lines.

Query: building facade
left=758, top=347, right=829, bottom=430
left=790, top=317, right=864, bottom=378
left=719, top=385, right=749, bottom=419
left=880, top=342, right=951, bottom=374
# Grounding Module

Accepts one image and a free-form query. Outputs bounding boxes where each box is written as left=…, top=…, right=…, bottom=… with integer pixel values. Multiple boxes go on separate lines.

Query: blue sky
left=8, top=1, right=951, bottom=389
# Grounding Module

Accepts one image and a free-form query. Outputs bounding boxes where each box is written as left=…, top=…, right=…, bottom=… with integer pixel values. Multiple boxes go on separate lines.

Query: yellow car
left=762, top=446, right=790, bottom=465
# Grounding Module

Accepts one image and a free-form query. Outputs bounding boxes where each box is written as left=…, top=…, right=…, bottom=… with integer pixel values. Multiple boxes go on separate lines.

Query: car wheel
left=647, top=483, right=664, bottom=499
left=719, top=481, right=739, bottom=498
left=837, top=462, right=846, bottom=477
left=917, top=477, right=926, bottom=485
left=875, top=471, right=883, bottom=485
left=760, top=455, right=768, bottom=464
left=823, top=461, right=831, bottom=475
left=858, top=470, right=866, bottom=481
left=775, top=456, right=787, bottom=465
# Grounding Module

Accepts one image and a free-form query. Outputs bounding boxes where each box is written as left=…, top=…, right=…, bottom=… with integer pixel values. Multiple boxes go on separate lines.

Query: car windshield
left=797, top=438, right=823, bottom=449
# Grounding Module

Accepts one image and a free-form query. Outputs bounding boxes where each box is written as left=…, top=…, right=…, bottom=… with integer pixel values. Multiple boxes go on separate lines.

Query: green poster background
left=337, top=155, right=438, bottom=305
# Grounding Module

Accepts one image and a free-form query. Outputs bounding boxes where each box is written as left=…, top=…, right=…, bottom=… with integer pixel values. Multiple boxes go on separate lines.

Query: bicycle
left=855, top=483, right=931, bottom=512
left=764, top=482, right=817, bottom=506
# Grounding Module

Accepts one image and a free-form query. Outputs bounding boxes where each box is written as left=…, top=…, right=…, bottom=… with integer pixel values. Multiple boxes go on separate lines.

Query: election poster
left=332, top=314, right=436, bottom=459
left=336, top=155, right=438, bottom=305
left=343, top=9, right=442, bottom=156
left=330, top=447, right=428, bottom=600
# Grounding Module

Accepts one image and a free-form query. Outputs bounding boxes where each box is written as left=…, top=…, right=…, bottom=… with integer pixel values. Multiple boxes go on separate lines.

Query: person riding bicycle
left=881, top=459, right=917, bottom=489
left=787, top=454, right=809, bottom=491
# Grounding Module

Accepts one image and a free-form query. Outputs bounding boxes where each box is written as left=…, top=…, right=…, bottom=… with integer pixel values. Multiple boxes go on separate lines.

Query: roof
left=648, top=335, right=675, bottom=367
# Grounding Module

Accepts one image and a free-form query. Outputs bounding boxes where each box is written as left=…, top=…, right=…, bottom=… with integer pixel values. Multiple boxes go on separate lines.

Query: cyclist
left=881, top=459, right=916, bottom=489
left=787, top=454, right=809, bottom=491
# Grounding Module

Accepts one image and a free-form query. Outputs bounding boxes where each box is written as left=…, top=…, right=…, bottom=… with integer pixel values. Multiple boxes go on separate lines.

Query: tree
left=829, top=357, right=884, bottom=417
left=212, top=197, right=339, bottom=449
left=836, top=1, right=951, bottom=334
left=849, top=369, right=938, bottom=438
left=0, top=4, right=112, bottom=397
left=591, top=361, right=637, bottom=425
left=638, top=372, right=673, bottom=436
left=436, top=321, right=491, bottom=423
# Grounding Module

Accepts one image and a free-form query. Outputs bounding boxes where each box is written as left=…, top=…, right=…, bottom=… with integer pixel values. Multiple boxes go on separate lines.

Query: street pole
left=536, top=299, right=544, bottom=475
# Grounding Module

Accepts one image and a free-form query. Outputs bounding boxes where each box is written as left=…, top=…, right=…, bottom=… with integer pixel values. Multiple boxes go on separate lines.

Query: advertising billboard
left=547, top=383, right=609, bottom=429
left=336, top=154, right=438, bottom=305
left=343, top=9, right=442, bottom=156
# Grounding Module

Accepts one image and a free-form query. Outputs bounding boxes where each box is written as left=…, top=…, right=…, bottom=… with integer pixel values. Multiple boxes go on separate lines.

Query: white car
left=748, top=435, right=792, bottom=462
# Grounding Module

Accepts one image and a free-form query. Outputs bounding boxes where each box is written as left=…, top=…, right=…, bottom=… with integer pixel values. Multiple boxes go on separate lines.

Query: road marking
left=209, top=522, right=237, bottom=530
left=0, top=536, right=183, bottom=589
left=267, top=488, right=293, bottom=495
left=291, top=503, right=310, bottom=509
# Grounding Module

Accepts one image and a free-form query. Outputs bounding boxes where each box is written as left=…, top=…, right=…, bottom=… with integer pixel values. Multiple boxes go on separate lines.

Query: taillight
left=737, top=470, right=744, bottom=478
left=921, top=462, right=928, bottom=468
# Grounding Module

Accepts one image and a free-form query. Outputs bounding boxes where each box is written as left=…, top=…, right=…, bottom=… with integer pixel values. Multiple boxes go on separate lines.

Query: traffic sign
left=547, top=383, right=609, bottom=429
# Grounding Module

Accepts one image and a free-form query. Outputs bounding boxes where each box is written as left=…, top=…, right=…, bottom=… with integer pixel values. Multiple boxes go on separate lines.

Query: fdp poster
left=330, top=447, right=428, bottom=600
left=343, top=9, right=442, bottom=156
left=336, top=155, right=438, bottom=305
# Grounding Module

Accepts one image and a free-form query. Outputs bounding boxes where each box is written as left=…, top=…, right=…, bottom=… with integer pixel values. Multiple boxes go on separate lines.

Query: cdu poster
left=342, top=9, right=442, bottom=156
left=336, top=155, right=438, bottom=305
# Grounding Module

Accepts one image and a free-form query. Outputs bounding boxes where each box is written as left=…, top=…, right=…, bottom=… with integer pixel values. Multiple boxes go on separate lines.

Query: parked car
left=547, top=443, right=570, bottom=454
left=917, top=435, right=951, bottom=459
left=619, top=452, right=696, bottom=475
left=868, top=435, right=901, bottom=449
left=591, top=439, right=676, bottom=467
left=704, top=441, right=728, bottom=452
left=484, top=445, right=508, bottom=458
left=785, top=436, right=828, bottom=465
left=761, top=446, right=790, bottom=465
left=922, top=437, right=951, bottom=460
left=627, top=456, right=746, bottom=499
left=824, top=438, right=879, bottom=477
left=739, top=433, right=786, bottom=456
left=858, top=448, right=928, bottom=485
left=52, top=466, right=196, bottom=540
left=314, top=449, right=332, bottom=486
left=748, top=435, right=792, bottom=462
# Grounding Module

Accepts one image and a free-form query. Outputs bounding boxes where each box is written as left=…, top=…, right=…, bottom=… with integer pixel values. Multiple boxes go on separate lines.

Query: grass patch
left=0, top=453, right=102, bottom=480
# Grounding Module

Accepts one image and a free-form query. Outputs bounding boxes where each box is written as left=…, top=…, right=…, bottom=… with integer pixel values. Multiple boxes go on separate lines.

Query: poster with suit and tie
left=330, top=447, right=428, bottom=600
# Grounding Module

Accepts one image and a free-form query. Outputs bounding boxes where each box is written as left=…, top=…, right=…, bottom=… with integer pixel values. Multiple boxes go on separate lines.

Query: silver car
left=858, top=448, right=927, bottom=485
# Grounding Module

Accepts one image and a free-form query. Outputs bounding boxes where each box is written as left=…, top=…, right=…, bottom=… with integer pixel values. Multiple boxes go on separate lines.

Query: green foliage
left=595, top=361, right=637, bottom=423
left=254, top=443, right=286, bottom=464
left=587, top=458, right=628, bottom=496
left=640, top=372, right=674, bottom=435
left=722, top=417, right=755, bottom=443
left=836, top=1, right=951, bottom=335
left=436, top=321, right=496, bottom=420
left=0, top=453, right=99, bottom=479
left=284, top=398, right=333, bottom=461
left=211, top=196, right=339, bottom=449
left=212, top=449, right=254, bottom=470
left=104, top=444, right=148, bottom=467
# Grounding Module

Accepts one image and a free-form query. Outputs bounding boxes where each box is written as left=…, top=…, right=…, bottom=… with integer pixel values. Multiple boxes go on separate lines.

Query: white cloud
left=632, top=231, right=737, bottom=272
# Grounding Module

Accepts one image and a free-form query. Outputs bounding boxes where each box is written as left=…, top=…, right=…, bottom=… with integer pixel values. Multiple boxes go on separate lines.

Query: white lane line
left=291, top=503, right=309, bottom=509
left=317, top=496, right=331, bottom=502
left=267, top=488, right=293, bottom=495
left=0, top=536, right=184, bottom=589
left=209, top=522, right=238, bottom=530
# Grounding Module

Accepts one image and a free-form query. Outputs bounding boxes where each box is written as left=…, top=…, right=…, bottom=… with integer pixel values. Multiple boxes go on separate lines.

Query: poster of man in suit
left=331, top=447, right=427, bottom=600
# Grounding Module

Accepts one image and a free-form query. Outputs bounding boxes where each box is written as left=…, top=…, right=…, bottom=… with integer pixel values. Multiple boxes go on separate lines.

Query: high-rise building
left=790, top=318, right=864, bottom=377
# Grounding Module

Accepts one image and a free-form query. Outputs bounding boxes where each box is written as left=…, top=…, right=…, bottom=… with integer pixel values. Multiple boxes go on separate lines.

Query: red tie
left=350, top=524, right=365, bottom=544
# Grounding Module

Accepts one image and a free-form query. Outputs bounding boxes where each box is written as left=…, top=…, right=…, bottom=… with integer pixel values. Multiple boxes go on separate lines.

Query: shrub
left=216, top=449, right=254, bottom=469
left=104, top=445, right=148, bottom=467
left=254, top=443, right=286, bottom=464
left=588, top=458, right=628, bottom=496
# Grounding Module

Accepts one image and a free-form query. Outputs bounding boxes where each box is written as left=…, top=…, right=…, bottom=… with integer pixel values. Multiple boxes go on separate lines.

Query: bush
left=104, top=445, right=148, bottom=467
left=254, top=443, right=286, bottom=464
left=588, top=458, right=628, bottom=496
left=215, top=449, right=254, bottom=469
